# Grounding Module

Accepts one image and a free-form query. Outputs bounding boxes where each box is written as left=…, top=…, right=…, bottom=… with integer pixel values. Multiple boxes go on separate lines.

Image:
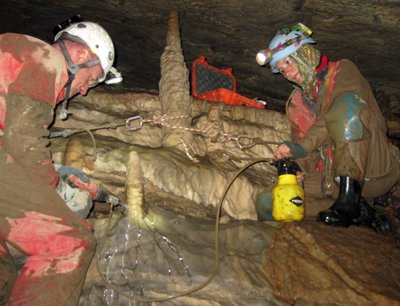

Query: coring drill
left=69, top=174, right=129, bottom=209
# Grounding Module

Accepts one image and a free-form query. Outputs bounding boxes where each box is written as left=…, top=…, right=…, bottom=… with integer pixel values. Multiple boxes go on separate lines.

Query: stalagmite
left=159, top=11, right=194, bottom=154
left=125, top=151, right=144, bottom=220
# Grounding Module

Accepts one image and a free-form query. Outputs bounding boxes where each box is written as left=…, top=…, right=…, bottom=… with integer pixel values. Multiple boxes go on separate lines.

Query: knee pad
left=255, top=193, right=274, bottom=221
left=325, top=93, right=367, bottom=141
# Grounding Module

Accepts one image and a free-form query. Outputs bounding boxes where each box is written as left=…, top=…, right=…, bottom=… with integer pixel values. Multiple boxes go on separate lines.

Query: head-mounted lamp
left=256, top=49, right=271, bottom=66
left=53, top=15, right=83, bottom=36
left=105, top=67, right=123, bottom=85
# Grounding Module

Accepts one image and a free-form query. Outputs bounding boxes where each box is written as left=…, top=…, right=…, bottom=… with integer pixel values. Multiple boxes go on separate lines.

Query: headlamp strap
left=57, top=39, right=100, bottom=75
left=57, top=40, right=80, bottom=74
left=269, top=32, right=311, bottom=58
left=79, top=60, right=100, bottom=69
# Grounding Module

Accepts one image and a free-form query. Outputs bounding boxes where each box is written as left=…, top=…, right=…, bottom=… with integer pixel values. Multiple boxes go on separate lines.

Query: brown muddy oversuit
left=0, top=34, right=95, bottom=305
left=287, top=59, right=400, bottom=217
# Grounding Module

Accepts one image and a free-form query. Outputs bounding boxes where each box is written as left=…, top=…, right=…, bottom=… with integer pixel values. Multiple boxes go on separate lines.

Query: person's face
left=69, top=53, right=103, bottom=97
left=275, top=56, right=303, bottom=84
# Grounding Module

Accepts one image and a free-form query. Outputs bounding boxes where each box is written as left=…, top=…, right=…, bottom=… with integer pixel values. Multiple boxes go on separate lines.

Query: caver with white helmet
left=54, top=18, right=120, bottom=119
left=54, top=21, right=115, bottom=85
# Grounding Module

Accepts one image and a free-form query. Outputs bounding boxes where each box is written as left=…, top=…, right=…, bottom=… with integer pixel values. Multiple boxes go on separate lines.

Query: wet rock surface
left=266, top=222, right=400, bottom=306
left=81, top=207, right=281, bottom=306
left=77, top=207, right=400, bottom=306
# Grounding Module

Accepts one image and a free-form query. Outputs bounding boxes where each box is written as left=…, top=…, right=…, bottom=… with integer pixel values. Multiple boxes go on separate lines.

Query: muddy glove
left=55, top=165, right=90, bottom=188
left=279, top=141, right=308, bottom=159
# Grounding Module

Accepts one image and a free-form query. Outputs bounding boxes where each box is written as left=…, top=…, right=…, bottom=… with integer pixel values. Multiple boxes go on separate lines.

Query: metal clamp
left=126, top=116, right=143, bottom=131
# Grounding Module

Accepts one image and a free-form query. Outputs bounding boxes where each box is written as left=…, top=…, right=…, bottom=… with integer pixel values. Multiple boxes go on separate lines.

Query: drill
left=69, top=175, right=129, bottom=209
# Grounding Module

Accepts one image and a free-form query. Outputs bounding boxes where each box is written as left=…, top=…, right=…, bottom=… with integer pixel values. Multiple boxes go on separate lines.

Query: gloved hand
left=56, top=165, right=90, bottom=188
left=275, top=141, right=308, bottom=159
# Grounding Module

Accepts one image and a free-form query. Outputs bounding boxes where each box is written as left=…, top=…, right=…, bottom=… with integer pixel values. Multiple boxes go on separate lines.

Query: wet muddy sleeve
left=2, top=92, right=58, bottom=187
left=297, top=118, right=332, bottom=154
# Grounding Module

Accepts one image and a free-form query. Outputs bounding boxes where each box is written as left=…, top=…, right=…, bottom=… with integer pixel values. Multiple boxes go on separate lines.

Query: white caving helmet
left=54, top=16, right=122, bottom=119
left=54, top=21, right=115, bottom=83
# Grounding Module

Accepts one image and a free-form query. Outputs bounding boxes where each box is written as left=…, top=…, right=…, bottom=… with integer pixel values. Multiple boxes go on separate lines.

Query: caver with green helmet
left=255, top=23, right=400, bottom=231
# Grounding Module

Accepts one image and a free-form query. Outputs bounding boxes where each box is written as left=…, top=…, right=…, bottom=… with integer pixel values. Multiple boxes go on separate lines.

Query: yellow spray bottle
left=272, top=158, right=305, bottom=222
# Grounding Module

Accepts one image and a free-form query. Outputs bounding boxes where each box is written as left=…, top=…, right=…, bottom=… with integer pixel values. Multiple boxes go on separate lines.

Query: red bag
left=192, top=56, right=264, bottom=109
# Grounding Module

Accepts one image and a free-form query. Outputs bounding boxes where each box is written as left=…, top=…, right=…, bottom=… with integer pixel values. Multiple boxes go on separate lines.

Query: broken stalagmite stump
left=125, top=151, right=144, bottom=220
left=63, top=138, right=85, bottom=170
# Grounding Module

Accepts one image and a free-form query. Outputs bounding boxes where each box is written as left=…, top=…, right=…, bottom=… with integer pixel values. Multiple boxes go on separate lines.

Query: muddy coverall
left=0, top=34, right=95, bottom=305
left=287, top=59, right=400, bottom=217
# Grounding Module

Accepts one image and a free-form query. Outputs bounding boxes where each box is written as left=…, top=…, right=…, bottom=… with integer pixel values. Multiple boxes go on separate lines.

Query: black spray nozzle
left=272, top=158, right=301, bottom=176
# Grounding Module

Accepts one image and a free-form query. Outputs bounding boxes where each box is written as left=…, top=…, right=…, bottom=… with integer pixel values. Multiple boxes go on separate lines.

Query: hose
left=96, top=157, right=277, bottom=303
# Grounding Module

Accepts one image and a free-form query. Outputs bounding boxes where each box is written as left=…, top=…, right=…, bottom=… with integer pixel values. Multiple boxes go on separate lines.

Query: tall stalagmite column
left=159, top=10, right=194, bottom=151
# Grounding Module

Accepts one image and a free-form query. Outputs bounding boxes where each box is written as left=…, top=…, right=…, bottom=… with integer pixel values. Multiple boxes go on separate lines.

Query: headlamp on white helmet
left=256, top=23, right=315, bottom=73
left=105, top=67, right=123, bottom=85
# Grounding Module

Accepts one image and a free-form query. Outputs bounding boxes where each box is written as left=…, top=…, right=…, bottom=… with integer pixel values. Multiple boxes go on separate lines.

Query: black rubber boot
left=317, top=176, right=361, bottom=227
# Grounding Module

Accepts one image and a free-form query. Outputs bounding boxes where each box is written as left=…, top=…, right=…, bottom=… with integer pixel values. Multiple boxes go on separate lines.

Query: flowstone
left=77, top=206, right=400, bottom=306
left=80, top=206, right=281, bottom=306
left=48, top=135, right=400, bottom=306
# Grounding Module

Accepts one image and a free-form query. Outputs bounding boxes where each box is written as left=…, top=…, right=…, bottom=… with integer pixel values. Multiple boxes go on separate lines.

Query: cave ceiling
left=2, top=0, right=400, bottom=126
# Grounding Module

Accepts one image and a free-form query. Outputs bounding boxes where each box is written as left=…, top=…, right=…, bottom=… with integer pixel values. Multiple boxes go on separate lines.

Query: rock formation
left=32, top=10, right=400, bottom=306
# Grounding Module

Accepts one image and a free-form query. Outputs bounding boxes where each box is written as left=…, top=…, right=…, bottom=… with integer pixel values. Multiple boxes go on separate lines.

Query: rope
left=49, top=114, right=281, bottom=163
left=144, top=114, right=238, bottom=142
left=140, top=114, right=281, bottom=160
left=144, top=114, right=200, bottom=163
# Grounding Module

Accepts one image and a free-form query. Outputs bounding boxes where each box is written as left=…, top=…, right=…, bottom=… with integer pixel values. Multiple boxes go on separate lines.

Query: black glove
left=56, top=166, right=89, bottom=188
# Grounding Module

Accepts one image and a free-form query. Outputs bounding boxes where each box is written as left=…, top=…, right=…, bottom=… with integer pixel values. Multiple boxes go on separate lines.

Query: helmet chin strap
left=57, top=39, right=100, bottom=120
